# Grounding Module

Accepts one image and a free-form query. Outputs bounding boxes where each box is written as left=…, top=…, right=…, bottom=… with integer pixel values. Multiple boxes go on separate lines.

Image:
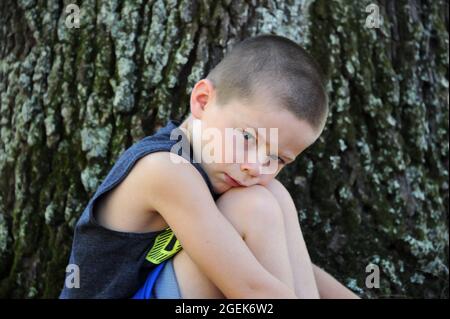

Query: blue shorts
left=132, top=258, right=182, bottom=299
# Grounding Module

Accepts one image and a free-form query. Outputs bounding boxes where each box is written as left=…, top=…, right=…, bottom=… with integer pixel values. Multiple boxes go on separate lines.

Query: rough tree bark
left=0, top=0, right=448, bottom=298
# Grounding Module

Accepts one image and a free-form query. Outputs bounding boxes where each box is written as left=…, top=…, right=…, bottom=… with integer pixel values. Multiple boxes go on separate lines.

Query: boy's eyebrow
left=243, top=123, right=296, bottom=163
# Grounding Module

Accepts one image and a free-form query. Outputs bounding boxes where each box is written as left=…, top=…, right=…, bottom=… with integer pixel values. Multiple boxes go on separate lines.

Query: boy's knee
left=216, top=185, right=284, bottom=237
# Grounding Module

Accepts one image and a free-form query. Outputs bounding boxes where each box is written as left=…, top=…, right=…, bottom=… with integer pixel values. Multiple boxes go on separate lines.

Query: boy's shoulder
left=136, top=151, right=199, bottom=190
left=125, top=151, right=213, bottom=216
left=135, top=151, right=214, bottom=200
left=126, top=150, right=204, bottom=200
left=94, top=151, right=198, bottom=233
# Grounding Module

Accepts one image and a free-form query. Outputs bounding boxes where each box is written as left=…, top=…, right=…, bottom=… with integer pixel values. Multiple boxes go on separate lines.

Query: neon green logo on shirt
left=146, top=227, right=182, bottom=264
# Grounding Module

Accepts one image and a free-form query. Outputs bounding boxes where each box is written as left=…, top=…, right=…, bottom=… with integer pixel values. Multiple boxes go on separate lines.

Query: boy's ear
left=190, top=79, right=215, bottom=119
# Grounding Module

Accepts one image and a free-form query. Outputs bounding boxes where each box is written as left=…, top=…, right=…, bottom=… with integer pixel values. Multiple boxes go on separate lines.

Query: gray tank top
left=60, top=119, right=217, bottom=298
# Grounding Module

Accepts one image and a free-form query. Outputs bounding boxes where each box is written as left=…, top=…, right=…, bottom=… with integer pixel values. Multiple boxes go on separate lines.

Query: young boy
left=60, top=35, right=359, bottom=299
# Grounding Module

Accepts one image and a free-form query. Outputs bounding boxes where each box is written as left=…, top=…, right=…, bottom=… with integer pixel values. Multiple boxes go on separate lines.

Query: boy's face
left=184, top=79, right=322, bottom=195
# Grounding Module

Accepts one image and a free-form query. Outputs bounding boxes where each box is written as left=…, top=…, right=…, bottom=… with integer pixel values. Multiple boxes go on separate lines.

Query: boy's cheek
left=226, top=140, right=245, bottom=164
left=259, top=172, right=278, bottom=186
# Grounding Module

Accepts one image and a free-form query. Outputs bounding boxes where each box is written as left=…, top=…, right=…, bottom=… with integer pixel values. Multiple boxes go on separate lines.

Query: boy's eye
left=242, top=130, right=255, bottom=141
left=268, top=154, right=285, bottom=165
left=237, top=129, right=286, bottom=165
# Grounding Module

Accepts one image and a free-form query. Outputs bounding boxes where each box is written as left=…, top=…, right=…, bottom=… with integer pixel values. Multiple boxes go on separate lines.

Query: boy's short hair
left=206, top=34, right=328, bottom=132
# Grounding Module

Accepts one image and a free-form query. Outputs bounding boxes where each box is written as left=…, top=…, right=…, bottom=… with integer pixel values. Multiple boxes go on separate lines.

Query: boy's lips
left=224, top=173, right=244, bottom=187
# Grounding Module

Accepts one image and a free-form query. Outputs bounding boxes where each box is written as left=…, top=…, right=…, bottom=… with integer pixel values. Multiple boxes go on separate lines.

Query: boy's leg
left=265, top=179, right=360, bottom=299
left=172, top=185, right=313, bottom=298
left=264, top=179, right=319, bottom=298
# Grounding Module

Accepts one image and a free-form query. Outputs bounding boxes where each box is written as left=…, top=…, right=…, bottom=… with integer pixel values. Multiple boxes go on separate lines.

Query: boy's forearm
left=242, top=279, right=298, bottom=299
left=312, top=264, right=361, bottom=299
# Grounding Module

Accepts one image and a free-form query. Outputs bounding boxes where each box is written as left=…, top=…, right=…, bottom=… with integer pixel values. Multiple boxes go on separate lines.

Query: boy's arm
left=312, top=264, right=361, bottom=299
left=141, top=152, right=297, bottom=299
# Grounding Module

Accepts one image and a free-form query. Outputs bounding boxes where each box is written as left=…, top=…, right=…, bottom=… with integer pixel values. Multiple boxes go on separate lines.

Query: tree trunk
left=0, top=0, right=448, bottom=298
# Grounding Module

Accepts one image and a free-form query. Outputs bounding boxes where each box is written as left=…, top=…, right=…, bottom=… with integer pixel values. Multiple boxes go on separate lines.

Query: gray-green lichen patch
left=80, top=163, right=103, bottom=194
left=80, top=125, right=113, bottom=160
left=143, top=0, right=170, bottom=86
left=63, top=185, right=84, bottom=229
left=0, top=214, right=9, bottom=257
left=44, top=202, right=56, bottom=225
left=345, top=278, right=365, bottom=295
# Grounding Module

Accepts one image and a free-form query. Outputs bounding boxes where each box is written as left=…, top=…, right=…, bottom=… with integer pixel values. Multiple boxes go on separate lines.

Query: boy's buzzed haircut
left=207, top=34, right=328, bottom=132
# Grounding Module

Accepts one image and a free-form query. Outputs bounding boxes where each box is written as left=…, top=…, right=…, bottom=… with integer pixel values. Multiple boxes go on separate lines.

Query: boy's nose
left=240, top=161, right=262, bottom=178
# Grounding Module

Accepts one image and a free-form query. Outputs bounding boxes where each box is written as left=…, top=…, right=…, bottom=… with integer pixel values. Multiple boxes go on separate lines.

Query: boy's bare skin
left=96, top=78, right=359, bottom=299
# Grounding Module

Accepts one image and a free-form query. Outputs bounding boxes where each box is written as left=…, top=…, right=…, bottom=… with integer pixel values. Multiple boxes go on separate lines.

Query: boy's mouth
left=223, top=173, right=244, bottom=187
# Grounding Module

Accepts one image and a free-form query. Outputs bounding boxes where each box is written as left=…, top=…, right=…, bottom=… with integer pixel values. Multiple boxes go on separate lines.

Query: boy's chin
left=211, top=181, right=228, bottom=195
left=209, top=176, right=231, bottom=195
